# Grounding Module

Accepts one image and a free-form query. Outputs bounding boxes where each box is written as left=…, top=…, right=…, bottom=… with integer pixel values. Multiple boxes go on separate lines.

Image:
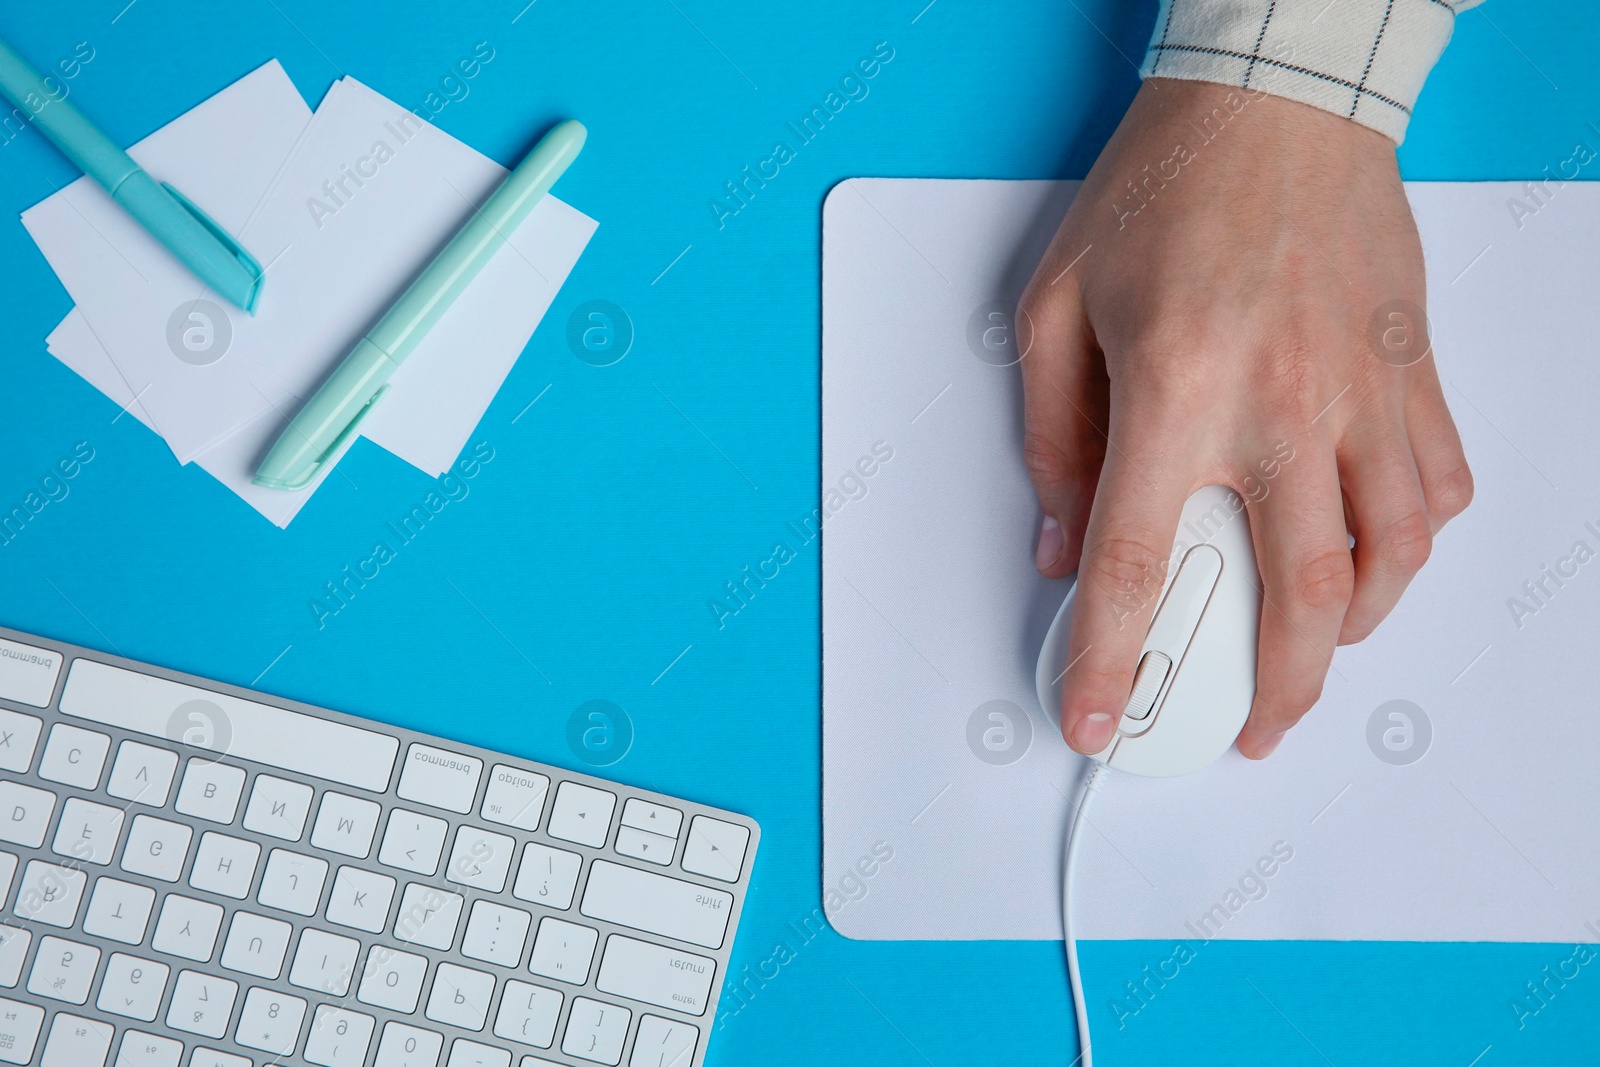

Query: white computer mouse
left=1035, top=484, right=1262, bottom=778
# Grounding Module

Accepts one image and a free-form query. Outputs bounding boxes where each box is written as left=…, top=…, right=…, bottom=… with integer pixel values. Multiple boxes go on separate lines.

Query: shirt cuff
left=1140, top=0, right=1480, bottom=144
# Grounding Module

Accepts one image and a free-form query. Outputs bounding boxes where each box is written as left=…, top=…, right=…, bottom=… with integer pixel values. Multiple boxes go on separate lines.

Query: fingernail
left=1250, top=731, right=1286, bottom=759
left=1036, top=515, right=1063, bottom=573
left=1070, top=711, right=1116, bottom=754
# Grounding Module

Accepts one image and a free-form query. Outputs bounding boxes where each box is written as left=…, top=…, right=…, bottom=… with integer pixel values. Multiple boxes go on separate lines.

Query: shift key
left=580, top=861, right=731, bottom=949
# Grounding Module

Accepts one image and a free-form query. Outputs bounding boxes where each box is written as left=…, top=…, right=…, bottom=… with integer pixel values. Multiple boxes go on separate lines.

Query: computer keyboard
left=0, top=627, right=758, bottom=1067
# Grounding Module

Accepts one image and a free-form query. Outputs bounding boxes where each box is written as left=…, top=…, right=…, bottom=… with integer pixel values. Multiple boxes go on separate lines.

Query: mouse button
left=1120, top=651, right=1172, bottom=723
left=1142, top=544, right=1223, bottom=656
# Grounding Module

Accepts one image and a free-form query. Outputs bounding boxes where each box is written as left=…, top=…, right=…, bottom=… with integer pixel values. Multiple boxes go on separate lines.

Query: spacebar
left=59, top=659, right=399, bottom=792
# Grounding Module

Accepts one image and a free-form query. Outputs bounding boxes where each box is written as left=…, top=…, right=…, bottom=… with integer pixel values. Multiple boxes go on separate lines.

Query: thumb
left=1018, top=279, right=1106, bottom=579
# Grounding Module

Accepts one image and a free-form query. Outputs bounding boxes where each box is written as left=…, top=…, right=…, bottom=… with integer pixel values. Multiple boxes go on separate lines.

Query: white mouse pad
left=822, top=178, right=1600, bottom=942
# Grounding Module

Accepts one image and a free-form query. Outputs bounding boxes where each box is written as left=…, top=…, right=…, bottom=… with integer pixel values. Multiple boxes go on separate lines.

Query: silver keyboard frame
left=0, top=625, right=759, bottom=1067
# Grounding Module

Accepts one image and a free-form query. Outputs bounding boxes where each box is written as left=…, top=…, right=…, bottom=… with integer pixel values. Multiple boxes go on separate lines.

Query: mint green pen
left=0, top=34, right=263, bottom=312
left=255, top=119, right=586, bottom=490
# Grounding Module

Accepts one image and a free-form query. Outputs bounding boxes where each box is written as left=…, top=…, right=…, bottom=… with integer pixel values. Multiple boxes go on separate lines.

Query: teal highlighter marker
left=0, top=34, right=264, bottom=312
left=254, top=119, right=587, bottom=490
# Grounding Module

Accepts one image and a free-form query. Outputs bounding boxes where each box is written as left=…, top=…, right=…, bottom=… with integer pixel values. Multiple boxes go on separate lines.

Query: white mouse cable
left=1063, top=759, right=1112, bottom=1067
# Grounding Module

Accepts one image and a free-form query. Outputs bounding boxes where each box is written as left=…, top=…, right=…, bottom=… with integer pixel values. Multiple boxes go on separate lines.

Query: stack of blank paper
left=23, top=62, right=596, bottom=526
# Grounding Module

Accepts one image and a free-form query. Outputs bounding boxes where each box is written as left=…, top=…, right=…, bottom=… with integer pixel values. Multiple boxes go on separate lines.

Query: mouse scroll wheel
left=1121, top=651, right=1173, bottom=722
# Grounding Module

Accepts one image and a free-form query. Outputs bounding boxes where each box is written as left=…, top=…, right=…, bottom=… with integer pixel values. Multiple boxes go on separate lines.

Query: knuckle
left=1375, top=511, right=1433, bottom=573
left=1425, top=462, right=1475, bottom=521
left=1064, top=661, right=1133, bottom=712
left=1084, top=534, right=1170, bottom=621
left=1021, top=429, right=1074, bottom=493
left=1288, top=547, right=1355, bottom=612
left=1265, top=352, right=1323, bottom=420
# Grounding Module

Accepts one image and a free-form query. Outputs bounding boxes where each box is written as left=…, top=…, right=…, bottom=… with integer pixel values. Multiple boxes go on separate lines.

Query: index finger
left=1060, top=434, right=1194, bottom=755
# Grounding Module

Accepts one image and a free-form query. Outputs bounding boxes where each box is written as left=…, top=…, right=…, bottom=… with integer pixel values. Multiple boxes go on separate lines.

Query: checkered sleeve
left=1141, top=0, right=1483, bottom=143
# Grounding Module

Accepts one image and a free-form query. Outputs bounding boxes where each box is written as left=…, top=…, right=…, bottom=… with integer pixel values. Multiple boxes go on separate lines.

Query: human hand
left=1019, top=78, right=1473, bottom=760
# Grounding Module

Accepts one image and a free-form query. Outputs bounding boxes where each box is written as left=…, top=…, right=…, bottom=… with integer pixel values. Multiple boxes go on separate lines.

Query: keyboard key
left=235, top=985, right=307, bottom=1056
left=0, top=995, right=43, bottom=1064
left=580, top=860, right=732, bottom=949
left=242, top=774, right=313, bottom=841
left=51, top=798, right=124, bottom=866
left=596, top=935, right=715, bottom=1016
left=681, top=816, right=750, bottom=883
left=174, top=759, right=246, bottom=824
left=615, top=826, right=675, bottom=866
left=0, top=851, right=16, bottom=904
left=446, top=1039, right=510, bottom=1067
left=446, top=826, right=515, bottom=892
left=120, top=815, right=192, bottom=882
left=481, top=765, right=549, bottom=831
left=491, top=979, right=561, bottom=1048
left=425, top=962, right=495, bottom=1030
left=461, top=900, right=531, bottom=967
left=304, top=1005, right=376, bottom=1067
left=0, top=638, right=61, bottom=708
left=0, top=710, right=42, bottom=773
left=190, top=1050, right=250, bottom=1067
left=547, top=782, right=616, bottom=848
left=0, top=782, right=55, bottom=847
left=59, top=659, right=399, bottom=791
left=394, top=884, right=463, bottom=951
left=374, top=1021, right=444, bottom=1067
left=14, top=861, right=86, bottom=927
left=96, top=953, right=169, bottom=1021
left=0, top=927, right=28, bottom=987
left=27, top=935, right=99, bottom=1003
left=164, top=970, right=237, bottom=1039
left=378, top=809, right=449, bottom=875
left=312, top=791, right=382, bottom=858
left=83, top=877, right=156, bottom=945
left=527, top=918, right=597, bottom=985
left=40, top=1011, right=112, bottom=1067
left=220, top=911, right=293, bottom=979
left=629, top=1016, right=699, bottom=1067
left=357, top=945, right=428, bottom=1012
left=188, top=832, right=261, bottom=898
left=511, top=843, right=582, bottom=909
left=326, top=866, right=396, bottom=933
left=621, top=799, right=682, bottom=838
left=258, top=848, right=329, bottom=916
left=288, top=928, right=360, bottom=997
left=397, top=743, right=483, bottom=814
left=105, top=741, right=178, bottom=807
left=562, top=997, right=630, bottom=1065
left=151, top=895, right=224, bottom=962
left=113, top=1030, right=183, bottom=1067
left=37, top=723, right=110, bottom=789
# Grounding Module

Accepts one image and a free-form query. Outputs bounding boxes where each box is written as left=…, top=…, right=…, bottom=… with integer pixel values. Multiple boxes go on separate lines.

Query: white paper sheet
left=822, top=178, right=1600, bottom=943
left=27, top=66, right=595, bottom=525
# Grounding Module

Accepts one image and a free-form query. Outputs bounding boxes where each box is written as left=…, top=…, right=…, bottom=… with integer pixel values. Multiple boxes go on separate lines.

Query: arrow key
left=681, top=816, right=751, bottom=883
left=615, top=826, right=675, bottom=866
left=547, top=783, right=616, bottom=849
left=620, top=799, right=682, bottom=839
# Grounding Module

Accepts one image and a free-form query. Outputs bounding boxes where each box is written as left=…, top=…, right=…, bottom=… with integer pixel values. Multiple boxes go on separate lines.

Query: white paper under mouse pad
left=822, top=178, right=1600, bottom=942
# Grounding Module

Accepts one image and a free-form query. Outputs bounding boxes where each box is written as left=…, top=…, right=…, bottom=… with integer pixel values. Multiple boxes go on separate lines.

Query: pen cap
left=114, top=173, right=265, bottom=313
left=368, top=119, right=587, bottom=362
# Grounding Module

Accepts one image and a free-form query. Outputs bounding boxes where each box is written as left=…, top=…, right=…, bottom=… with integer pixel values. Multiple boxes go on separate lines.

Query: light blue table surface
left=0, top=2, right=1594, bottom=1063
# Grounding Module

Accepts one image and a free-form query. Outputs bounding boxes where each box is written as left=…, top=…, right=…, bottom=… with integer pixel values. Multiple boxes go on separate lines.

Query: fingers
left=1337, top=435, right=1431, bottom=645
left=1058, top=430, right=1192, bottom=754
left=1405, top=370, right=1475, bottom=532
left=1018, top=277, right=1106, bottom=579
left=1236, top=448, right=1354, bottom=759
